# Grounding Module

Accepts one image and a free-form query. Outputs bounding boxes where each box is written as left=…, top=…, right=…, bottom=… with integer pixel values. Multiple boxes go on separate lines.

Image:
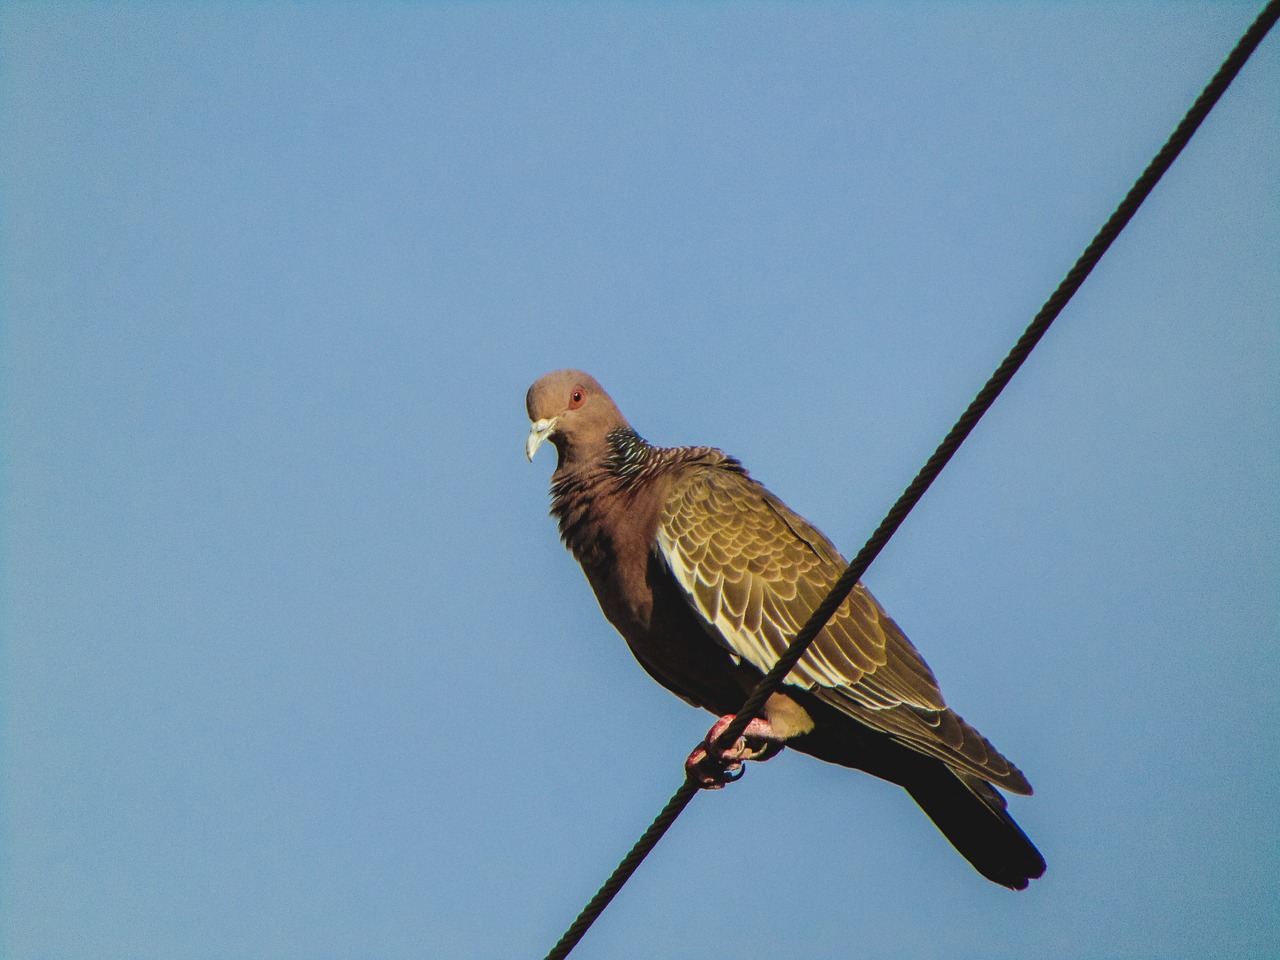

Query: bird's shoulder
left=655, top=453, right=951, bottom=715
left=656, top=452, right=842, bottom=576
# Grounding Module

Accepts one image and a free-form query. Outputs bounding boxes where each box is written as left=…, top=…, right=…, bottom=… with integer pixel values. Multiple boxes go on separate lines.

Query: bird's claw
left=684, top=714, right=785, bottom=789
left=684, top=743, right=743, bottom=789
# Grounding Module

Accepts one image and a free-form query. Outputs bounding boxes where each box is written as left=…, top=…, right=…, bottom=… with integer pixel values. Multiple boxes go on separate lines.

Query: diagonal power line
left=541, top=4, right=1280, bottom=958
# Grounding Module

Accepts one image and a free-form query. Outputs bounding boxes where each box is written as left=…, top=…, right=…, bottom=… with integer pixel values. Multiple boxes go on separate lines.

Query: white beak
left=525, top=417, right=558, bottom=462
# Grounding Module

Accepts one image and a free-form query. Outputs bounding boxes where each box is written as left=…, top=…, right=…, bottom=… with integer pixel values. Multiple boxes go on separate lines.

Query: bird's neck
left=552, top=425, right=653, bottom=482
left=548, top=427, right=658, bottom=566
left=602, top=426, right=654, bottom=484
left=548, top=431, right=746, bottom=569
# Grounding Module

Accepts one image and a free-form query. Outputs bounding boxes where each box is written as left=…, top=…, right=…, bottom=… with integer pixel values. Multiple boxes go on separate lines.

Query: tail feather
left=788, top=695, right=1046, bottom=889
left=902, top=766, right=1045, bottom=890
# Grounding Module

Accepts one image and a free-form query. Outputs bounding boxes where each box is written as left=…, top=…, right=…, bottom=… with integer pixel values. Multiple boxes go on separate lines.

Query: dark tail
left=788, top=696, right=1046, bottom=889
left=901, top=765, right=1045, bottom=890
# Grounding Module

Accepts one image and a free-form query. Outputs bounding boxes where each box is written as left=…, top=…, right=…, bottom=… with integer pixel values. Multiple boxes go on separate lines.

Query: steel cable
left=542, top=5, right=1279, bottom=957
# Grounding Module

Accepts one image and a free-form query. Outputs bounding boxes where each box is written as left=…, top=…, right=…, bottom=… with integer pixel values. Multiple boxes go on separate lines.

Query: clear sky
left=2, top=4, right=1276, bottom=959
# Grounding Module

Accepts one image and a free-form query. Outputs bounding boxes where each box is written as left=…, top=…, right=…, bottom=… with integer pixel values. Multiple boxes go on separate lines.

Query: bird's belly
left=578, top=553, right=758, bottom=715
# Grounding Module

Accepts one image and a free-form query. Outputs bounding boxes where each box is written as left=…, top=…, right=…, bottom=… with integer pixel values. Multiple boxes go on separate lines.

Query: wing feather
left=656, top=464, right=1030, bottom=793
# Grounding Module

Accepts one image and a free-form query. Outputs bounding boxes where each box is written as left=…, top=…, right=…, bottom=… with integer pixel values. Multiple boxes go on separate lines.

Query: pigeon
left=525, top=369, right=1045, bottom=889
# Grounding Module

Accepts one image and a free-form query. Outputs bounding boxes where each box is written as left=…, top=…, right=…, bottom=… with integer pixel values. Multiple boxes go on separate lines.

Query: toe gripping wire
left=541, top=5, right=1280, bottom=958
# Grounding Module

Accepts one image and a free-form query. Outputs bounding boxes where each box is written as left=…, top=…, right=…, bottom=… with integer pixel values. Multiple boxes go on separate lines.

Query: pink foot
left=685, top=714, right=786, bottom=789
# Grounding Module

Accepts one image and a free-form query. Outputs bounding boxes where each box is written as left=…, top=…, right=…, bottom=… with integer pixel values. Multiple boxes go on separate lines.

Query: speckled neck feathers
left=549, top=429, right=745, bottom=567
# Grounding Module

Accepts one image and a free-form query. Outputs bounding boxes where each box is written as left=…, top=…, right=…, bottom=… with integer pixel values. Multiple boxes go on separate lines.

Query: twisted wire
left=542, top=6, right=1279, bottom=957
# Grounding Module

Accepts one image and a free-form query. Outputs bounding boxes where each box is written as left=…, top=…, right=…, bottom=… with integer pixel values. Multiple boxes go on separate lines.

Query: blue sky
left=2, top=4, right=1276, bottom=959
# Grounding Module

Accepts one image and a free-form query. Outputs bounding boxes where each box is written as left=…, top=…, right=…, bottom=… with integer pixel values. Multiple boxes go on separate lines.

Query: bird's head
left=525, top=369, right=629, bottom=469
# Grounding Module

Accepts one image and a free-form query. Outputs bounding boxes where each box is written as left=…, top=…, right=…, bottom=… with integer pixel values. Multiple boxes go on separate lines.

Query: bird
left=525, top=369, right=1046, bottom=890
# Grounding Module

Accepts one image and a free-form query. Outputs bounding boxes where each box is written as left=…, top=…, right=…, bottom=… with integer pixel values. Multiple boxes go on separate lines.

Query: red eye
left=568, top=388, right=585, bottom=409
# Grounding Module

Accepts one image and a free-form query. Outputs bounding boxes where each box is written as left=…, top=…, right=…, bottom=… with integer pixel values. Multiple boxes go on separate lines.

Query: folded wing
left=656, top=465, right=1030, bottom=794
